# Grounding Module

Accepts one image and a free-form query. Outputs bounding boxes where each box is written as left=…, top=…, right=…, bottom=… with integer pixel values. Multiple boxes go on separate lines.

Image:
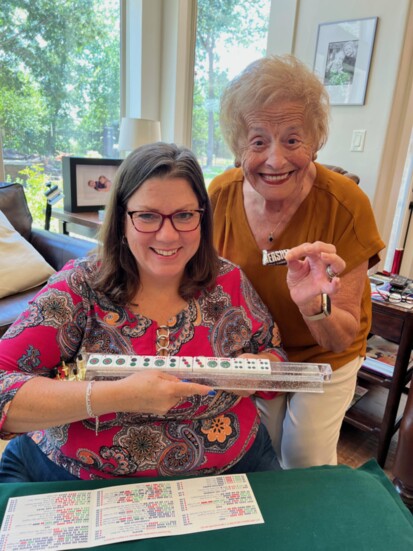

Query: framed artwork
left=313, top=17, right=378, bottom=106
left=62, top=157, right=122, bottom=212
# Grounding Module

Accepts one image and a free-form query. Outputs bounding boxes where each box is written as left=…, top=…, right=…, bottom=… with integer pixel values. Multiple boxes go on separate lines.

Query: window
left=191, top=0, right=271, bottom=185
left=0, top=1, right=120, bottom=191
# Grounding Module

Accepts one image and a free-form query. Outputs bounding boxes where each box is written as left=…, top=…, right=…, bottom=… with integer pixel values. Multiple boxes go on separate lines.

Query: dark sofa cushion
left=0, top=182, right=95, bottom=335
left=0, top=182, right=32, bottom=241
left=0, top=285, right=43, bottom=337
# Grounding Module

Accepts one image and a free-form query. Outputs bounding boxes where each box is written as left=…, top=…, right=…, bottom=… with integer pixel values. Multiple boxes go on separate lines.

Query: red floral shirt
left=0, top=257, right=286, bottom=479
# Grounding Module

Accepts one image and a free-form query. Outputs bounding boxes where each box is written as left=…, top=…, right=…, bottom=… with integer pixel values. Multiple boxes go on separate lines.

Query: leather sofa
left=323, top=164, right=360, bottom=185
left=0, top=182, right=95, bottom=336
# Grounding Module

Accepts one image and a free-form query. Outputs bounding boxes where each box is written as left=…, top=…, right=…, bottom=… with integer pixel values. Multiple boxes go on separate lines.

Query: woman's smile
left=151, top=247, right=180, bottom=257
left=259, top=170, right=296, bottom=185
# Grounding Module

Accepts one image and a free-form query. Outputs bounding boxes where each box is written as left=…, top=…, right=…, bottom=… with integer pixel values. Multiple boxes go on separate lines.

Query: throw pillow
left=0, top=210, right=55, bottom=298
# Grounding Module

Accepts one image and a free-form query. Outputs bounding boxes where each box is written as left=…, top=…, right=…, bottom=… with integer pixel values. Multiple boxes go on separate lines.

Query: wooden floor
left=337, top=422, right=398, bottom=479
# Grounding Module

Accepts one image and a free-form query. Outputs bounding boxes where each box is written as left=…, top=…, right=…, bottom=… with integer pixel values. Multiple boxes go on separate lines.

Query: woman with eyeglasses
left=0, top=143, right=286, bottom=482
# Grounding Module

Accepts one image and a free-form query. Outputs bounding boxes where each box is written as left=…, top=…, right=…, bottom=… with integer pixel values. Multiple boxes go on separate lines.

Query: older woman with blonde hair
left=209, top=54, right=385, bottom=468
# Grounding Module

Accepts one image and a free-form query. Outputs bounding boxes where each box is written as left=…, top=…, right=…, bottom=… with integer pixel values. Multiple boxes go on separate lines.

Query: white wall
left=266, top=0, right=413, bottom=276
left=267, top=0, right=410, bottom=201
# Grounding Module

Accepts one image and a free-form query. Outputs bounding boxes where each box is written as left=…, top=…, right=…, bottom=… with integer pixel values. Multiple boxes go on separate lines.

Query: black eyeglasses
left=127, top=209, right=204, bottom=233
left=373, top=285, right=413, bottom=305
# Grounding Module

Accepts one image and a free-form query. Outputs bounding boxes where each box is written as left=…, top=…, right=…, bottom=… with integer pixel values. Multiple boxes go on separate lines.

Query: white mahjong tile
left=233, top=357, right=246, bottom=371
left=162, top=356, right=180, bottom=371
left=177, top=356, right=194, bottom=371
left=140, top=355, right=170, bottom=370
left=192, top=356, right=225, bottom=373
left=100, top=354, right=116, bottom=368
left=257, top=358, right=272, bottom=373
left=215, top=357, right=235, bottom=372
left=233, top=357, right=271, bottom=375
left=123, top=354, right=140, bottom=368
left=87, top=354, right=105, bottom=369
left=102, top=354, right=121, bottom=369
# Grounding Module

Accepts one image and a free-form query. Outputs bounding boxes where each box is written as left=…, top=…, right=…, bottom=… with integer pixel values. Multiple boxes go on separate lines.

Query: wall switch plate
left=351, top=130, right=366, bottom=152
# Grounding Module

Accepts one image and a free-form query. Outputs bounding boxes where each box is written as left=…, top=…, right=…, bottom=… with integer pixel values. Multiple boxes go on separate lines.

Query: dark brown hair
left=93, top=142, right=220, bottom=304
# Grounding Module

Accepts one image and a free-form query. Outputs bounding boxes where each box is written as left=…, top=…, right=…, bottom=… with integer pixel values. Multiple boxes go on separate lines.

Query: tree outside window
left=192, top=0, right=271, bottom=184
left=0, top=0, right=120, bottom=220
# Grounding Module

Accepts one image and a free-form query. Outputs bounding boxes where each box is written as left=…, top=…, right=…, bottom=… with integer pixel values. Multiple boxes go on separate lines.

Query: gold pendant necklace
left=265, top=183, right=304, bottom=243
left=156, top=325, right=170, bottom=356
left=268, top=223, right=281, bottom=243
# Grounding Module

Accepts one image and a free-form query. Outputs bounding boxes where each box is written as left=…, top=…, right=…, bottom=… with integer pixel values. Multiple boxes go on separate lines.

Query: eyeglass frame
left=374, top=284, right=413, bottom=304
left=127, top=208, right=205, bottom=233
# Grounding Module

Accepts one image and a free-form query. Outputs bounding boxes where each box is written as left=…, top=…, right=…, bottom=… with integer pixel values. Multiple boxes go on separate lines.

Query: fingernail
left=208, top=390, right=217, bottom=396
left=182, top=379, right=189, bottom=382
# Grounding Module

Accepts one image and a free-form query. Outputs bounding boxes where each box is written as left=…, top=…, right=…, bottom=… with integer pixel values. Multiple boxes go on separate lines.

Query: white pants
left=256, top=356, right=363, bottom=469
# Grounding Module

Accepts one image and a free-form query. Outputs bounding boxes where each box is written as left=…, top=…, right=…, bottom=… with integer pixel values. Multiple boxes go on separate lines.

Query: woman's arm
left=2, top=371, right=212, bottom=433
left=286, top=242, right=367, bottom=352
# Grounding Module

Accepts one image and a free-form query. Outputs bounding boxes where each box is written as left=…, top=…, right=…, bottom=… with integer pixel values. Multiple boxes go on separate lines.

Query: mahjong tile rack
left=83, top=354, right=332, bottom=393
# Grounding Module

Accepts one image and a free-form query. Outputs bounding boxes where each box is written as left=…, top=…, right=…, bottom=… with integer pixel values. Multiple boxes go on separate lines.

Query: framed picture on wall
left=313, top=17, right=378, bottom=106
left=62, top=157, right=122, bottom=212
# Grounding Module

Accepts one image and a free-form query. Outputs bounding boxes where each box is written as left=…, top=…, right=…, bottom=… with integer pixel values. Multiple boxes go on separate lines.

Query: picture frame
left=62, top=157, right=122, bottom=212
left=313, top=17, right=378, bottom=106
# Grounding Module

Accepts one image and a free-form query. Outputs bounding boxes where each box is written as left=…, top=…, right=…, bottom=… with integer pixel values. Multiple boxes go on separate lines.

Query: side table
left=344, top=299, right=413, bottom=467
left=50, top=207, right=102, bottom=239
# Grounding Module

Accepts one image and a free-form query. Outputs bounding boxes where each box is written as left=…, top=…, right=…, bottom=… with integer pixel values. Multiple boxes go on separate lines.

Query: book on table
left=362, top=335, right=413, bottom=377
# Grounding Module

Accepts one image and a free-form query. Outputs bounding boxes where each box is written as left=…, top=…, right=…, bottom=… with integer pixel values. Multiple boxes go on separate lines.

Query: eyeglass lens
left=375, top=285, right=413, bottom=304
left=129, top=210, right=203, bottom=232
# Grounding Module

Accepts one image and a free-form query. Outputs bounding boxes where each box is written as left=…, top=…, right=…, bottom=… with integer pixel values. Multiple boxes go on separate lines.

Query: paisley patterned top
left=0, top=256, right=286, bottom=480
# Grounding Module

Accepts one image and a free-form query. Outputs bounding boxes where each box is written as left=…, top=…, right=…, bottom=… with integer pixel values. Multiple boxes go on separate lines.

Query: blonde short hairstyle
left=220, top=54, right=330, bottom=160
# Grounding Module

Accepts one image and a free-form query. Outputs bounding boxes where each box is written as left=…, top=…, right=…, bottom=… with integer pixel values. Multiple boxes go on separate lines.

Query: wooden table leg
left=393, top=381, right=413, bottom=511
left=377, top=316, right=413, bottom=467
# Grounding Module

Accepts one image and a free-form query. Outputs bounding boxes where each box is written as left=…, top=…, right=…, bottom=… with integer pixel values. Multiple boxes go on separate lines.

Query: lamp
left=118, top=117, right=161, bottom=155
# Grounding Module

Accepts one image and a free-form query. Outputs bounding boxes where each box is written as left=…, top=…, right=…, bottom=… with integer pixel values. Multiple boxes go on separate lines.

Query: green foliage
left=327, top=71, right=351, bottom=86
left=0, top=0, right=120, bottom=157
left=16, top=164, right=60, bottom=230
left=192, top=0, right=269, bottom=167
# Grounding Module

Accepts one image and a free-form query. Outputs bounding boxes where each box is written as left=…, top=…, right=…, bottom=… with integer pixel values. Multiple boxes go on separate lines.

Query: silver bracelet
left=86, top=380, right=99, bottom=435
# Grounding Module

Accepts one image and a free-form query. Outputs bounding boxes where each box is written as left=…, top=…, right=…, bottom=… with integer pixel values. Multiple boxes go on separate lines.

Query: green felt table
left=1, top=460, right=412, bottom=551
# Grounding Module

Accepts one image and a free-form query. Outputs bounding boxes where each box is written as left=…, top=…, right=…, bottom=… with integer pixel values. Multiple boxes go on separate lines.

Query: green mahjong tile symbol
left=116, top=358, right=126, bottom=365
left=155, top=359, right=166, bottom=367
left=90, top=358, right=99, bottom=364
left=103, top=358, right=112, bottom=365
left=220, top=360, right=231, bottom=368
left=207, top=360, right=218, bottom=367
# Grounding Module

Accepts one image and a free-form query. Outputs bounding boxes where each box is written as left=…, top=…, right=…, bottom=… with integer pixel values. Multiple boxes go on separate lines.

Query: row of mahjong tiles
left=86, top=354, right=272, bottom=373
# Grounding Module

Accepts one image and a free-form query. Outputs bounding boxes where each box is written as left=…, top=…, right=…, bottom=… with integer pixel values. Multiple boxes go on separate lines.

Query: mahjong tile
left=193, top=356, right=228, bottom=373
left=87, top=354, right=104, bottom=368
left=256, top=358, right=272, bottom=373
left=233, top=357, right=271, bottom=375
left=141, top=355, right=169, bottom=370
left=215, top=358, right=235, bottom=371
left=101, top=354, right=116, bottom=368
left=177, top=356, right=194, bottom=371
left=162, top=356, right=180, bottom=371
